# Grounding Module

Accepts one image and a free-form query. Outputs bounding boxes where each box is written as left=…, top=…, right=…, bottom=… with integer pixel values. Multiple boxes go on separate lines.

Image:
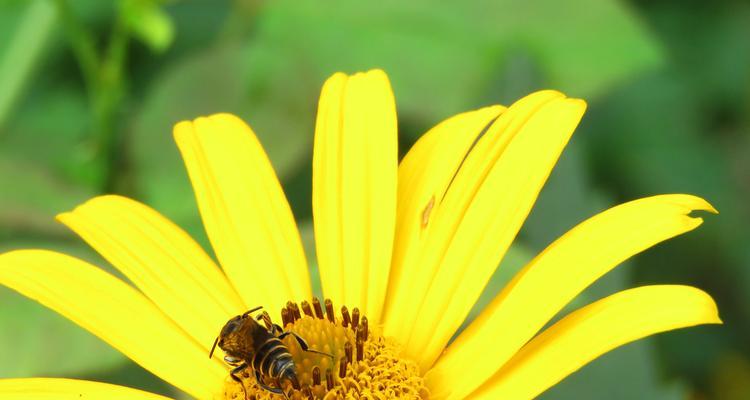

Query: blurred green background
left=0, top=0, right=748, bottom=399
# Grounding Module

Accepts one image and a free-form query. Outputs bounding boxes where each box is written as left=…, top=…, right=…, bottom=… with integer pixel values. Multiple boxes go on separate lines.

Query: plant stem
left=53, top=0, right=99, bottom=97
left=54, top=0, right=129, bottom=191
left=95, top=10, right=129, bottom=192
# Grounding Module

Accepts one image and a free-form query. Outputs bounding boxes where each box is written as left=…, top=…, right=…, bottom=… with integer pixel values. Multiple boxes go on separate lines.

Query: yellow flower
left=0, top=70, right=720, bottom=400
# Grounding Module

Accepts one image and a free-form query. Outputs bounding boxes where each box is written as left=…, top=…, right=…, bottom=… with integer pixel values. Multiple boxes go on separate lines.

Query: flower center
left=221, top=298, right=428, bottom=399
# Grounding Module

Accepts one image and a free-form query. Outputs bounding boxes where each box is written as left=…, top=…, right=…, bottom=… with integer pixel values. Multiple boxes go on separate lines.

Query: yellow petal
left=425, top=194, right=717, bottom=399
left=467, top=285, right=721, bottom=400
left=312, top=70, right=397, bottom=322
left=57, top=195, right=246, bottom=350
left=174, top=113, right=311, bottom=312
left=0, top=378, right=173, bottom=400
left=385, top=90, right=563, bottom=343
left=0, top=250, right=225, bottom=399
left=389, top=91, right=586, bottom=370
left=383, top=104, right=505, bottom=338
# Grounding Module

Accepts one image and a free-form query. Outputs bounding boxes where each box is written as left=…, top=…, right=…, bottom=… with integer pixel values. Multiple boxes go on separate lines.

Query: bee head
left=220, top=315, right=244, bottom=338
left=209, top=313, right=258, bottom=360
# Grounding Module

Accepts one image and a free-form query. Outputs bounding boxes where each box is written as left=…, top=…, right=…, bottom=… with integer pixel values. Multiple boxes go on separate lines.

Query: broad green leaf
left=129, top=43, right=311, bottom=238
left=250, top=0, right=663, bottom=133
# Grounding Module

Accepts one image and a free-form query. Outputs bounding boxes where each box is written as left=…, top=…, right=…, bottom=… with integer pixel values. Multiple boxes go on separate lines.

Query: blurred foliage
left=0, top=0, right=748, bottom=399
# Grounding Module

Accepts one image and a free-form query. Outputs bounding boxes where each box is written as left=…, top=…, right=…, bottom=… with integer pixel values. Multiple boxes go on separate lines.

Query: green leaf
left=128, top=43, right=312, bottom=238
left=121, top=0, right=175, bottom=53
left=250, top=0, right=663, bottom=133
left=0, top=0, right=56, bottom=129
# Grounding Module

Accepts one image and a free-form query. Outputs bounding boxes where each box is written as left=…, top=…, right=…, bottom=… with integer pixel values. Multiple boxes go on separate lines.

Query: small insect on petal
left=422, top=195, right=436, bottom=229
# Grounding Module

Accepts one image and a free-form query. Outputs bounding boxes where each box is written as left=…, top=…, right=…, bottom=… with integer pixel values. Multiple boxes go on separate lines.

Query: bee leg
left=279, top=376, right=297, bottom=400
left=254, top=369, right=284, bottom=396
left=255, top=314, right=284, bottom=336
left=229, top=363, right=249, bottom=400
left=256, top=312, right=277, bottom=333
left=278, top=331, right=335, bottom=361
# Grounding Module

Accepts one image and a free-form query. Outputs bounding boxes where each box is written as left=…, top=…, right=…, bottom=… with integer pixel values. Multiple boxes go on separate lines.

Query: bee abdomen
left=253, top=338, right=297, bottom=380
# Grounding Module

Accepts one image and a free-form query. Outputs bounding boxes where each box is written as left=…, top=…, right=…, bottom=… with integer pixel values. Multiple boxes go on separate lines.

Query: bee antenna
left=242, top=305, right=264, bottom=318
left=209, top=336, right=219, bottom=359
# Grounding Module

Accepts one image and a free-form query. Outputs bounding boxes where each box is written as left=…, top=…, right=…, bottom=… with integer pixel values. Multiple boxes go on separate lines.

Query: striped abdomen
left=252, top=337, right=298, bottom=386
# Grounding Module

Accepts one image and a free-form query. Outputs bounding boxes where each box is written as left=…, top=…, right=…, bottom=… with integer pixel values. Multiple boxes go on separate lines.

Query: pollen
left=221, top=298, right=429, bottom=399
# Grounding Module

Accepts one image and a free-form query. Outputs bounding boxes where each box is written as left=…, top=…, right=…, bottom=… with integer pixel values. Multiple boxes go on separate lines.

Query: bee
left=210, top=306, right=333, bottom=399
